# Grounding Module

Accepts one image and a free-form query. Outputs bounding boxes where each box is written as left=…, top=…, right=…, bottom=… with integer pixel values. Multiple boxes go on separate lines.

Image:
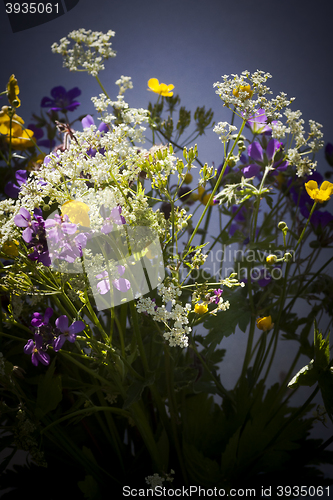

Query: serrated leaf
left=287, top=360, right=319, bottom=389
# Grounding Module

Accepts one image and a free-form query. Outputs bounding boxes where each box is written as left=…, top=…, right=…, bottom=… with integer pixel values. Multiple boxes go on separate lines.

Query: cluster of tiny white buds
left=213, top=122, right=237, bottom=143
left=115, top=76, right=133, bottom=95
left=51, top=29, right=116, bottom=76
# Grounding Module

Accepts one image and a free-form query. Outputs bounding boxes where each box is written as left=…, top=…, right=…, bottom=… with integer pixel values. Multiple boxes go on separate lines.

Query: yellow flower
left=232, top=84, right=253, bottom=100
left=266, top=254, right=277, bottom=265
left=305, top=180, right=333, bottom=203
left=7, top=74, right=21, bottom=107
left=148, top=78, right=174, bottom=97
left=61, top=200, right=90, bottom=227
left=256, top=316, right=273, bottom=331
left=183, top=173, right=193, bottom=184
left=194, top=303, right=208, bottom=315
left=193, top=186, right=215, bottom=206
left=0, top=107, right=34, bottom=150
left=2, top=239, right=19, bottom=257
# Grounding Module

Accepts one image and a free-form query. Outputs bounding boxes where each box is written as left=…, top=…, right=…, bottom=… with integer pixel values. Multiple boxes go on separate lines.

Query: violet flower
left=96, top=265, right=131, bottom=295
left=5, top=170, right=28, bottom=198
left=41, top=86, right=81, bottom=113
left=44, top=214, right=77, bottom=243
left=210, top=289, right=223, bottom=304
left=245, top=108, right=278, bottom=135
left=53, top=315, right=85, bottom=352
left=24, top=333, right=50, bottom=366
left=82, top=115, right=108, bottom=157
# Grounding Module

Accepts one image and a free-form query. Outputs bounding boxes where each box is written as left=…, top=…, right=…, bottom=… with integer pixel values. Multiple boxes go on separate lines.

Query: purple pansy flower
left=53, top=315, right=85, bottom=352
left=5, top=170, right=28, bottom=198
left=41, top=86, right=81, bottom=113
left=24, top=333, right=50, bottom=366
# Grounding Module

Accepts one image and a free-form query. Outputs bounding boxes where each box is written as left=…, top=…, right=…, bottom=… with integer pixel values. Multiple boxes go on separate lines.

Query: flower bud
left=266, top=254, right=277, bottom=265
left=278, top=221, right=288, bottom=230
left=284, top=252, right=293, bottom=262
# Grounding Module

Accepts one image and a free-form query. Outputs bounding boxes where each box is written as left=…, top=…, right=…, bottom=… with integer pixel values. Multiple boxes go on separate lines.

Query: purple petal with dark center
left=51, top=86, right=67, bottom=99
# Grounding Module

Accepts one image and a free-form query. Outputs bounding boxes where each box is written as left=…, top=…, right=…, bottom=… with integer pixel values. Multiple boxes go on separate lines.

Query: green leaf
left=314, top=322, right=330, bottom=370
left=122, top=371, right=155, bottom=409
left=78, top=475, right=100, bottom=499
left=287, top=360, right=319, bottom=389
left=183, top=441, right=221, bottom=486
left=35, top=358, right=62, bottom=419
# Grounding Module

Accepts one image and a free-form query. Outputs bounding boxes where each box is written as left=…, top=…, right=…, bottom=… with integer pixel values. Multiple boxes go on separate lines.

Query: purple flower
left=44, top=214, right=77, bottom=244
left=14, top=207, right=36, bottom=243
left=245, top=108, right=278, bottom=135
left=24, top=333, right=50, bottom=366
left=5, top=170, right=28, bottom=198
left=242, top=164, right=261, bottom=178
left=27, top=123, right=56, bottom=149
left=101, top=206, right=126, bottom=234
left=53, top=315, right=85, bottom=352
left=41, top=86, right=81, bottom=113
left=210, top=288, right=223, bottom=304
left=81, top=115, right=108, bottom=157
left=96, top=266, right=131, bottom=295
left=31, top=307, right=53, bottom=328
left=248, top=142, right=264, bottom=163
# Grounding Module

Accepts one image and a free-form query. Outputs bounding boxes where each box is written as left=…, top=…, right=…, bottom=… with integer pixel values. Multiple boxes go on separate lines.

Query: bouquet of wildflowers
left=1, top=29, right=333, bottom=497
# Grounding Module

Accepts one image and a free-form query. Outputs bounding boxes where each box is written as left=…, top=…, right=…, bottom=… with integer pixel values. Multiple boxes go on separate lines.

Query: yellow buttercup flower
left=0, top=107, right=34, bottom=150
left=232, top=84, right=253, bottom=99
left=305, top=180, right=333, bottom=203
left=148, top=78, right=174, bottom=97
left=61, top=200, right=90, bottom=227
left=7, top=74, right=21, bottom=107
left=194, top=303, right=208, bottom=315
left=192, top=186, right=215, bottom=206
left=256, top=316, right=273, bottom=331
left=266, top=254, right=277, bottom=265
left=2, top=239, right=19, bottom=257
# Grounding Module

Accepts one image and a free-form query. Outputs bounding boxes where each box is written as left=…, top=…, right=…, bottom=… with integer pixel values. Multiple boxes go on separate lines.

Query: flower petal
left=55, top=315, right=69, bottom=333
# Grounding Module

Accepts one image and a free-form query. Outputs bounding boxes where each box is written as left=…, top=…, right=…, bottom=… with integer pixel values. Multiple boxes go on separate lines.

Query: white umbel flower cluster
left=136, top=283, right=192, bottom=348
left=51, top=29, right=116, bottom=76
left=213, top=122, right=237, bottom=143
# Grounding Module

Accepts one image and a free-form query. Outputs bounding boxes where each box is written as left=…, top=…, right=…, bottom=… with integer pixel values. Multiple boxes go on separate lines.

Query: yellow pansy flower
left=256, top=316, right=273, bottom=331
left=0, top=107, right=34, bottom=150
left=61, top=200, right=90, bottom=227
left=305, top=180, right=333, bottom=203
left=148, top=78, right=174, bottom=97
left=232, top=84, right=253, bottom=99
left=7, top=74, right=21, bottom=107
left=194, top=303, right=208, bottom=315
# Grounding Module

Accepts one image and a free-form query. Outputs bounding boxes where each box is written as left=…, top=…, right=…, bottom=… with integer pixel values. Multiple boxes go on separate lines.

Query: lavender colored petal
left=97, top=279, right=110, bottom=295
left=31, top=352, right=39, bottom=366
left=248, top=142, right=263, bottom=162
left=61, top=222, right=78, bottom=235
left=5, top=181, right=20, bottom=198
left=113, top=277, right=131, bottom=292
left=101, top=222, right=113, bottom=234
left=69, top=321, right=85, bottom=335
left=24, top=339, right=35, bottom=354
left=36, top=351, right=50, bottom=366
left=22, top=226, right=34, bottom=243
left=242, top=164, right=261, bottom=178
left=14, top=207, right=31, bottom=227
left=266, top=139, right=282, bottom=161
left=98, top=122, right=109, bottom=134
left=55, top=315, right=69, bottom=333
left=82, top=115, right=95, bottom=129
left=53, top=335, right=66, bottom=352
left=16, top=169, right=28, bottom=185
left=96, top=271, right=108, bottom=279
left=39, top=251, right=51, bottom=267
left=117, top=265, right=126, bottom=276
